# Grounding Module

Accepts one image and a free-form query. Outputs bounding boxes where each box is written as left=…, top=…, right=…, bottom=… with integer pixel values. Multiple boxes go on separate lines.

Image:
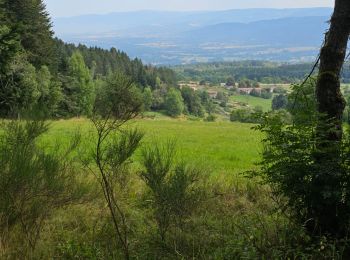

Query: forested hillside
left=175, top=61, right=350, bottom=84
left=0, top=0, right=176, bottom=118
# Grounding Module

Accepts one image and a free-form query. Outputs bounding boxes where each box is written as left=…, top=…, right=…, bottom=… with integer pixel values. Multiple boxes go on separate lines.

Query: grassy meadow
left=3, top=116, right=331, bottom=259
left=46, top=117, right=262, bottom=175
left=230, top=94, right=273, bottom=112
left=28, top=117, right=279, bottom=259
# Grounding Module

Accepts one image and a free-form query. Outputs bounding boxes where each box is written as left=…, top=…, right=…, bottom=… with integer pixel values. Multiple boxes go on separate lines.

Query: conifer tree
left=0, top=0, right=20, bottom=74
left=5, top=0, right=55, bottom=68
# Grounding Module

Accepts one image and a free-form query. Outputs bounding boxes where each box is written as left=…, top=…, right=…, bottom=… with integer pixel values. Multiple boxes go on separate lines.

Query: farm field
left=46, top=118, right=262, bottom=175
left=230, top=94, right=273, bottom=112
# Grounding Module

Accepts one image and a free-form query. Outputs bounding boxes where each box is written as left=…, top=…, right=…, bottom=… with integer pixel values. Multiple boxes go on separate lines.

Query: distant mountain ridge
left=184, top=16, right=328, bottom=45
left=53, top=8, right=332, bottom=35
left=52, top=8, right=333, bottom=64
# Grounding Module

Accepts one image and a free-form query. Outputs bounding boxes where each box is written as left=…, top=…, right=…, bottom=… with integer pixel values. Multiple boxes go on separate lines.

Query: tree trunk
left=316, top=0, right=350, bottom=146
left=311, top=0, right=350, bottom=237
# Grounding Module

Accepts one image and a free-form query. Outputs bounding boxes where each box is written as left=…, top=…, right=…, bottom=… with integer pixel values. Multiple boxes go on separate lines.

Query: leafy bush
left=273, top=87, right=288, bottom=94
left=272, top=94, right=288, bottom=110
left=205, top=114, right=217, bottom=122
left=260, top=89, right=273, bottom=99
left=256, top=79, right=350, bottom=238
left=230, top=108, right=262, bottom=123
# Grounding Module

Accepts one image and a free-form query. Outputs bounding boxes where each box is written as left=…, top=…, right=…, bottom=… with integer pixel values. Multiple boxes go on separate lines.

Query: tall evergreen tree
left=0, top=0, right=20, bottom=74
left=5, top=0, right=55, bottom=69
left=0, top=25, right=20, bottom=75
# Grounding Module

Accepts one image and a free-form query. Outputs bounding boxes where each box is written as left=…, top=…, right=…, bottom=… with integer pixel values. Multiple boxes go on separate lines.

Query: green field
left=230, top=94, right=273, bottom=112
left=47, top=118, right=262, bottom=175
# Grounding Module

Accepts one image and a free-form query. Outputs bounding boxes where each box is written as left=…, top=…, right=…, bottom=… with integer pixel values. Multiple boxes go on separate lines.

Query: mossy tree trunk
left=316, top=0, right=350, bottom=146
left=312, top=0, right=350, bottom=237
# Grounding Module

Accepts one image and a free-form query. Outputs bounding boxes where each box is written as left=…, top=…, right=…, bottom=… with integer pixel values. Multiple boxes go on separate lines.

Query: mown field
left=230, top=94, right=273, bottom=112
left=45, top=118, right=262, bottom=175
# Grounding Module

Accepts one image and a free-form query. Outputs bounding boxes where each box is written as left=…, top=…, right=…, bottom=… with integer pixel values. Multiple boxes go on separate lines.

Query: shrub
left=260, top=89, right=273, bottom=99
left=273, top=87, right=288, bottom=94
left=140, top=141, right=203, bottom=242
left=205, top=114, right=217, bottom=122
left=272, top=94, right=288, bottom=110
left=89, top=72, right=144, bottom=260
left=230, top=108, right=262, bottom=123
left=256, top=79, right=350, bottom=238
left=0, top=119, right=85, bottom=257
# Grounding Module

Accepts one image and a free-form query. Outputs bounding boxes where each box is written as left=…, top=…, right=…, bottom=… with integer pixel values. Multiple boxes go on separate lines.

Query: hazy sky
left=44, top=0, right=334, bottom=17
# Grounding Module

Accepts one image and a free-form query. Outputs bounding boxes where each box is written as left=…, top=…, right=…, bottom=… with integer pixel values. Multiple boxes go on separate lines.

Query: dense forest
left=0, top=0, right=177, bottom=118
left=0, top=0, right=221, bottom=122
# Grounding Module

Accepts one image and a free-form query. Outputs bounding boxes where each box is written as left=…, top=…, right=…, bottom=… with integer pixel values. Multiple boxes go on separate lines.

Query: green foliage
left=216, top=91, right=229, bottom=107
left=66, top=51, right=95, bottom=116
left=205, top=114, right=217, bottom=122
left=288, top=79, right=317, bottom=122
left=273, top=86, right=288, bottom=94
left=0, top=56, right=40, bottom=116
left=230, top=107, right=262, bottom=123
left=256, top=79, right=350, bottom=237
left=89, top=73, right=145, bottom=258
left=55, top=40, right=177, bottom=89
left=260, top=89, right=273, bottom=99
left=0, top=25, right=20, bottom=74
left=199, top=80, right=206, bottom=85
left=142, top=87, right=152, bottom=111
left=149, top=88, right=165, bottom=110
left=226, top=76, right=235, bottom=86
left=94, top=73, right=143, bottom=120
left=272, top=94, right=288, bottom=110
left=230, top=94, right=273, bottom=112
left=0, top=0, right=180, bottom=119
left=5, top=0, right=55, bottom=68
left=36, top=66, right=63, bottom=116
left=140, top=141, right=204, bottom=241
left=164, top=88, right=184, bottom=117
left=180, top=87, right=205, bottom=117
left=0, top=119, right=85, bottom=256
left=175, top=61, right=320, bottom=84
left=249, top=88, right=261, bottom=97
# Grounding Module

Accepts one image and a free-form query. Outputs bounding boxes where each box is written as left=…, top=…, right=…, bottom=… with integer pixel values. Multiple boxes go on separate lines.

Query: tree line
left=175, top=60, right=350, bottom=85
left=0, top=0, right=177, bottom=119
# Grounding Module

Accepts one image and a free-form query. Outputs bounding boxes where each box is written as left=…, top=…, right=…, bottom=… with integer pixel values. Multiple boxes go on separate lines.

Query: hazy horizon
left=44, top=0, right=334, bottom=18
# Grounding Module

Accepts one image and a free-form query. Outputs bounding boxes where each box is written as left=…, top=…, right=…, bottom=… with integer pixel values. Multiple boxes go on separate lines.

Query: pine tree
left=5, top=0, right=55, bottom=68
left=0, top=0, right=20, bottom=74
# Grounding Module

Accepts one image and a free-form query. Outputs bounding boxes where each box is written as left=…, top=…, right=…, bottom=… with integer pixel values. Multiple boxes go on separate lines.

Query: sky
left=44, top=0, right=334, bottom=18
